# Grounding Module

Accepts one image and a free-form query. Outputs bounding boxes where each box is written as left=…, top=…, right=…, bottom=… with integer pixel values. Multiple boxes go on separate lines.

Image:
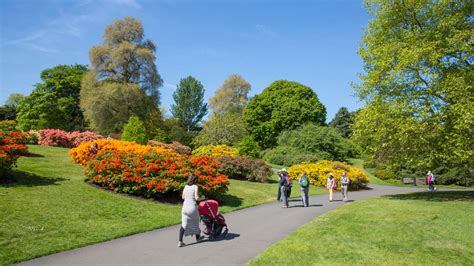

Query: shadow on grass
left=25, top=152, right=45, bottom=158
left=219, top=194, right=243, bottom=207
left=0, top=170, right=66, bottom=187
left=386, top=191, right=474, bottom=202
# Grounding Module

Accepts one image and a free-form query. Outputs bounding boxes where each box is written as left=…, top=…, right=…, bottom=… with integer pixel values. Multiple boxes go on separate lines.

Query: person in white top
left=178, top=173, right=204, bottom=247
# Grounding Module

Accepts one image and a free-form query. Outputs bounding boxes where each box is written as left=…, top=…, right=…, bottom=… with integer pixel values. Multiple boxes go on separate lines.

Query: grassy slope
left=0, top=145, right=324, bottom=265
left=248, top=191, right=474, bottom=265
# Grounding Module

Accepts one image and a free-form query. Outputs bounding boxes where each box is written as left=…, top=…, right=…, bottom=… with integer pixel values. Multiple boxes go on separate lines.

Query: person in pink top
left=326, top=173, right=336, bottom=202
left=427, top=171, right=436, bottom=191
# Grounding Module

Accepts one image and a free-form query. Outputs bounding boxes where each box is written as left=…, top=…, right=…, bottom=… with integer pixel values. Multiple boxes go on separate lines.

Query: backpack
left=301, top=176, right=309, bottom=188
left=285, top=175, right=292, bottom=186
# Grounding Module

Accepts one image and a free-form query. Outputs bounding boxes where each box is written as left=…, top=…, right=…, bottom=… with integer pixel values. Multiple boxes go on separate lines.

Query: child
left=326, top=173, right=336, bottom=202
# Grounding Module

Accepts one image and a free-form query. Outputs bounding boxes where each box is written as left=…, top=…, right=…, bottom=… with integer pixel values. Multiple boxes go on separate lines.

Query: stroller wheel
left=222, top=228, right=228, bottom=238
left=208, top=235, right=214, bottom=241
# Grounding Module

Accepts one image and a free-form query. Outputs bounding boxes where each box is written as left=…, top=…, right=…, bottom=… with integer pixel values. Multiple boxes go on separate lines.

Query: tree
left=193, top=112, right=247, bottom=146
left=354, top=0, right=474, bottom=185
left=171, top=76, right=208, bottom=132
left=329, top=107, right=355, bottom=138
left=5, top=93, right=25, bottom=108
left=208, top=74, right=251, bottom=114
left=16, top=65, right=88, bottom=131
left=121, top=115, right=147, bottom=144
left=81, top=16, right=162, bottom=134
left=243, top=80, right=326, bottom=149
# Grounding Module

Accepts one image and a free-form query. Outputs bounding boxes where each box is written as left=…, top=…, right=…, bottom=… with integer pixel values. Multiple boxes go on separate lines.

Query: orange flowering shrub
left=192, top=144, right=237, bottom=157
left=70, top=139, right=229, bottom=198
left=0, top=131, right=29, bottom=178
left=69, top=139, right=177, bottom=166
left=288, top=160, right=369, bottom=190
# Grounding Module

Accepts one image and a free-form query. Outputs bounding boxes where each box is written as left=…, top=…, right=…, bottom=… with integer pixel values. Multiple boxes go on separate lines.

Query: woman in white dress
left=178, top=173, right=204, bottom=247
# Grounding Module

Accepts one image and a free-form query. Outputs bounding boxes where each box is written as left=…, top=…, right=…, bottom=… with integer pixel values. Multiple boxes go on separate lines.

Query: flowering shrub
left=0, top=131, right=29, bottom=177
left=0, top=120, right=17, bottom=132
left=192, top=144, right=237, bottom=157
left=148, top=140, right=191, bottom=155
left=37, top=129, right=103, bottom=148
left=69, top=139, right=177, bottom=166
left=26, top=130, right=39, bottom=144
left=84, top=149, right=228, bottom=198
left=288, top=160, right=369, bottom=190
left=68, top=131, right=103, bottom=148
left=217, top=156, right=272, bottom=182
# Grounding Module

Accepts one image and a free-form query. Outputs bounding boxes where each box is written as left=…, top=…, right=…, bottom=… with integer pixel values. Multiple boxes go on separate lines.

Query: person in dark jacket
left=280, top=170, right=291, bottom=208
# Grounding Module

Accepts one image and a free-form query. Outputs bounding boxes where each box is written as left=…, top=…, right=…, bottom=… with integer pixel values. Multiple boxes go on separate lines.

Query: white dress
left=181, top=185, right=201, bottom=236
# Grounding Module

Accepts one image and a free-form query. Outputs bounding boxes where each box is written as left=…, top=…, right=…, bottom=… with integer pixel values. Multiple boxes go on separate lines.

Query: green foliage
left=373, top=166, right=397, bottom=180
left=236, top=135, right=260, bottom=158
left=5, top=93, right=25, bottom=108
left=193, top=112, right=247, bottom=147
left=353, top=1, right=474, bottom=186
left=328, top=107, right=355, bottom=138
left=0, top=105, right=16, bottom=120
left=171, top=76, right=208, bottom=132
left=209, top=74, right=251, bottom=114
left=0, top=120, right=17, bottom=132
left=157, top=118, right=195, bottom=146
left=16, top=64, right=88, bottom=131
left=121, top=116, right=148, bottom=144
left=217, top=156, right=272, bottom=182
left=263, top=146, right=322, bottom=167
left=243, top=80, right=326, bottom=149
left=81, top=17, right=162, bottom=135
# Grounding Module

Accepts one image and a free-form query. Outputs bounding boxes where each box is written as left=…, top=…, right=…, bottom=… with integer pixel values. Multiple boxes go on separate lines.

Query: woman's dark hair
left=187, top=173, right=198, bottom=186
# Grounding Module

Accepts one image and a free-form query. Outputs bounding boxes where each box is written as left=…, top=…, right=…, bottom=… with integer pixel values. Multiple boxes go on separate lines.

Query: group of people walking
left=277, top=169, right=351, bottom=208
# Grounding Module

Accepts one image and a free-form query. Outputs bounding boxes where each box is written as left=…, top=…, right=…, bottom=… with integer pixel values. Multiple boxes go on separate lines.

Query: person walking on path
left=280, top=170, right=291, bottom=208
left=276, top=169, right=286, bottom=201
left=340, top=172, right=350, bottom=201
left=178, top=173, right=204, bottom=247
left=298, top=171, right=310, bottom=207
left=326, top=173, right=336, bottom=202
left=427, top=171, right=436, bottom=191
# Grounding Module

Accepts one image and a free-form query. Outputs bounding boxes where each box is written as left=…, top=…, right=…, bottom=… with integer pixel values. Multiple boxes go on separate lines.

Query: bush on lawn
left=148, top=140, right=191, bottom=155
left=0, top=120, right=17, bottom=132
left=236, top=135, right=260, bottom=158
left=288, top=160, right=369, bottom=190
left=216, top=156, right=272, bottom=182
left=68, top=131, right=103, bottom=148
left=374, top=165, right=397, bottom=180
left=0, top=131, right=29, bottom=178
left=192, top=144, right=237, bottom=157
left=263, top=146, right=326, bottom=166
left=37, top=129, right=103, bottom=148
left=84, top=149, right=229, bottom=199
left=121, top=116, right=148, bottom=145
left=26, top=130, right=39, bottom=144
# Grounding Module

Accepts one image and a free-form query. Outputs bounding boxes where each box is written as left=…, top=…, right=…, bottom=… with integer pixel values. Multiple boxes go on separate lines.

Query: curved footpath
left=20, top=184, right=428, bottom=265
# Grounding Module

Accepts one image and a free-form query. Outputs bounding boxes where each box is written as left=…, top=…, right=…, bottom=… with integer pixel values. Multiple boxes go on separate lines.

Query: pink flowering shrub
left=37, top=129, right=103, bottom=148
left=69, top=131, right=103, bottom=148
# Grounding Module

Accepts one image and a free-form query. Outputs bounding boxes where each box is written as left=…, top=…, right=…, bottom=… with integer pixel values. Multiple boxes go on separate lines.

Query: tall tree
left=16, top=64, right=88, bottom=131
left=171, top=76, right=208, bottom=132
left=329, top=107, right=355, bottom=138
left=193, top=112, right=247, bottom=146
left=353, top=0, right=473, bottom=184
left=5, top=93, right=25, bottom=108
left=243, top=80, right=326, bottom=149
left=209, top=74, right=251, bottom=114
left=81, top=16, right=162, bottom=134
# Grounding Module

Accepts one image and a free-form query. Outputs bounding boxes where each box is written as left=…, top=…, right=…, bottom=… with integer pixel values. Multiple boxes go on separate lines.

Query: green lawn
left=0, top=145, right=324, bottom=265
left=248, top=190, right=474, bottom=265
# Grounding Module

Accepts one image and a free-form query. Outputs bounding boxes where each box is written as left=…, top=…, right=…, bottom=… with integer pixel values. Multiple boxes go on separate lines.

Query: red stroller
left=198, top=200, right=228, bottom=240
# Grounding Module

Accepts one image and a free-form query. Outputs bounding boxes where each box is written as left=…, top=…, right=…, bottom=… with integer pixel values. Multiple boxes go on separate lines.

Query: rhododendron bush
left=217, top=156, right=272, bottom=182
left=288, top=160, right=369, bottom=190
left=148, top=140, right=191, bottom=155
left=192, top=144, right=237, bottom=157
left=37, top=129, right=103, bottom=148
left=70, top=139, right=229, bottom=198
left=0, top=131, right=29, bottom=177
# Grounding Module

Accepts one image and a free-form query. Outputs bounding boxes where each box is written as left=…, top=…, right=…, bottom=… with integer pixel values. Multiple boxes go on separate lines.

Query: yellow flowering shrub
left=288, top=160, right=369, bottom=190
left=192, top=144, right=237, bottom=157
left=69, top=139, right=177, bottom=166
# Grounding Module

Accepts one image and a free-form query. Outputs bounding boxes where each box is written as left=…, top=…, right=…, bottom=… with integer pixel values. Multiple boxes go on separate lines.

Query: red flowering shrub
left=37, top=129, right=103, bottom=148
left=69, top=131, right=103, bottom=148
left=85, top=150, right=228, bottom=198
left=217, top=156, right=272, bottom=182
left=148, top=140, right=191, bottom=154
left=0, top=131, right=29, bottom=178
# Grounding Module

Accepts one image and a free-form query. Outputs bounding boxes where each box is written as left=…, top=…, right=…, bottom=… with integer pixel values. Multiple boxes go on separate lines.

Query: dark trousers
left=277, top=184, right=282, bottom=200
left=428, top=181, right=434, bottom=191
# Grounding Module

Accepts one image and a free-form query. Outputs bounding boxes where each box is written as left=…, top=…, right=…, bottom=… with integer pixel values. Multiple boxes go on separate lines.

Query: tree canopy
left=81, top=16, right=162, bottom=134
left=171, top=76, right=208, bottom=132
left=353, top=0, right=473, bottom=185
left=243, top=80, right=326, bottom=149
left=193, top=112, right=247, bottom=147
left=208, top=74, right=251, bottom=115
left=329, top=107, right=355, bottom=138
left=16, top=64, right=88, bottom=131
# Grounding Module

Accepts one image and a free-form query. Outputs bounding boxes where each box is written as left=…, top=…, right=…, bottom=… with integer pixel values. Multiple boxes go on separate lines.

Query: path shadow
left=292, top=204, right=323, bottom=208
left=0, top=170, right=66, bottom=187
left=386, top=191, right=474, bottom=202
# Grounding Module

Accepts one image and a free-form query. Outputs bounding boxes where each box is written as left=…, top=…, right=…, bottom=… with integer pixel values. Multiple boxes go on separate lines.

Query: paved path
left=20, top=184, right=426, bottom=265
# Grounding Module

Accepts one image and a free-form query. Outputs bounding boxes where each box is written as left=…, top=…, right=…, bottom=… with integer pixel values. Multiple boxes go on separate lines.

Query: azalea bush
left=288, top=160, right=369, bottom=190
left=26, top=130, right=39, bottom=144
left=0, top=131, right=29, bottom=178
left=148, top=140, right=191, bottom=155
left=192, top=144, right=237, bottom=157
left=37, top=129, right=103, bottom=148
left=217, top=156, right=272, bottom=182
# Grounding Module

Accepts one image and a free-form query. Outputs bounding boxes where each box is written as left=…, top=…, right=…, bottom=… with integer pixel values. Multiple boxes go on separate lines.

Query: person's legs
left=329, top=188, right=333, bottom=201
left=302, top=188, right=309, bottom=207
left=178, top=227, right=185, bottom=247
left=277, top=184, right=281, bottom=201
left=281, top=186, right=288, bottom=207
left=300, top=188, right=306, bottom=207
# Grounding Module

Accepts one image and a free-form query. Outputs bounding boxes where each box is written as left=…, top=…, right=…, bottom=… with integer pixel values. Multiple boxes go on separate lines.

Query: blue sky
left=0, top=0, right=370, bottom=122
